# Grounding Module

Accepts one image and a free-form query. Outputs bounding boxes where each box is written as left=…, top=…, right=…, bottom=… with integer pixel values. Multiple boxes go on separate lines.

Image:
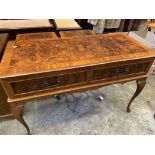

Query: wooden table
left=52, top=19, right=82, bottom=37
left=53, top=19, right=81, bottom=31
left=0, top=20, right=54, bottom=39
left=0, top=32, right=155, bottom=134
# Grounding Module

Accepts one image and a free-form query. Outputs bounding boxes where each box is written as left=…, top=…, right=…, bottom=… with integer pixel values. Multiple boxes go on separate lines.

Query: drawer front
left=92, top=62, right=150, bottom=81
left=10, top=71, right=87, bottom=95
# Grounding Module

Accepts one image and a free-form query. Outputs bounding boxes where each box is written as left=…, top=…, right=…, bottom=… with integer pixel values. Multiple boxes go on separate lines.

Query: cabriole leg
left=127, top=78, right=146, bottom=112
left=10, top=103, right=31, bottom=135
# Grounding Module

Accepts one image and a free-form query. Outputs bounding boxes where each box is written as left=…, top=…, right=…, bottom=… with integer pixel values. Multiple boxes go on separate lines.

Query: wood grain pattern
left=1, top=32, right=155, bottom=102
left=10, top=71, right=87, bottom=95
left=5, top=75, right=149, bottom=104
left=92, top=62, right=150, bottom=81
left=1, top=33, right=155, bottom=78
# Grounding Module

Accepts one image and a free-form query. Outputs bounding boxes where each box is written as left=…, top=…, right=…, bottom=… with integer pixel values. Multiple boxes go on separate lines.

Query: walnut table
left=0, top=32, right=155, bottom=134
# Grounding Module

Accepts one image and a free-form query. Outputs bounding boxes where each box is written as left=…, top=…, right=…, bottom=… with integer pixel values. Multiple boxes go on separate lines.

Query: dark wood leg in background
left=127, top=78, right=146, bottom=112
left=10, top=103, right=31, bottom=135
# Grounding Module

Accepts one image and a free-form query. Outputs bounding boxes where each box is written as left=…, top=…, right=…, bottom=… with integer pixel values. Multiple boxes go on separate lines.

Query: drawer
left=92, top=62, right=150, bottom=81
left=9, top=71, right=87, bottom=95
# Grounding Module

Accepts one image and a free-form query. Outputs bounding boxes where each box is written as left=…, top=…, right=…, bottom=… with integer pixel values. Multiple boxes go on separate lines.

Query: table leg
left=10, top=103, right=31, bottom=135
left=127, top=78, right=146, bottom=112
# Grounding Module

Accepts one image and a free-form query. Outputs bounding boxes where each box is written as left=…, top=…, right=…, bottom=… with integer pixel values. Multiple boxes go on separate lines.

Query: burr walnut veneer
left=0, top=32, right=155, bottom=134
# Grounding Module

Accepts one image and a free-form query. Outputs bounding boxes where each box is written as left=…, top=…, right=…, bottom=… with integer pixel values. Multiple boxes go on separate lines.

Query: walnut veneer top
left=1, top=33, right=155, bottom=78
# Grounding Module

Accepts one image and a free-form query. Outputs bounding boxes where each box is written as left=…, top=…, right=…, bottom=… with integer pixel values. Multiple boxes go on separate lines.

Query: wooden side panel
left=0, top=33, right=12, bottom=118
left=0, top=33, right=9, bottom=62
left=0, top=79, right=11, bottom=118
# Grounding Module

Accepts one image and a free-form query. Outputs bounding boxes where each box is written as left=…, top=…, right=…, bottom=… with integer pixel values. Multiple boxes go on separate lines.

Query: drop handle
left=113, top=67, right=129, bottom=76
left=43, top=79, right=62, bottom=88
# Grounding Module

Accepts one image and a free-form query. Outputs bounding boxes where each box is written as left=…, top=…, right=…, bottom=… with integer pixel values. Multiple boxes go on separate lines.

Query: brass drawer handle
left=43, top=79, right=62, bottom=88
left=113, top=67, right=129, bottom=76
